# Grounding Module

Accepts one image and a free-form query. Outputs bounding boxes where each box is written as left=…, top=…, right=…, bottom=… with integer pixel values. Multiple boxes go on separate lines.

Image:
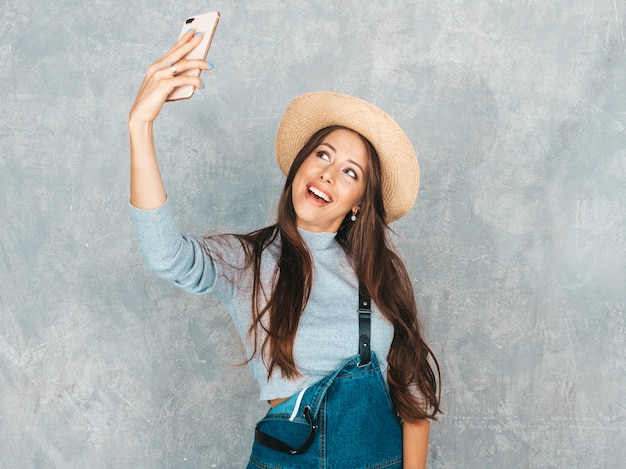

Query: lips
left=308, top=185, right=332, bottom=203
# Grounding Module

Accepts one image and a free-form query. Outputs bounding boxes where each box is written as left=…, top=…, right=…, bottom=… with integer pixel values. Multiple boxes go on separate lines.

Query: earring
left=351, top=211, right=358, bottom=222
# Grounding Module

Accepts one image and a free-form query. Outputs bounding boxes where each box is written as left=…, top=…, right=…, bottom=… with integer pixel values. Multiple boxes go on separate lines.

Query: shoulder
left=204, top=226, right=281, bottom=268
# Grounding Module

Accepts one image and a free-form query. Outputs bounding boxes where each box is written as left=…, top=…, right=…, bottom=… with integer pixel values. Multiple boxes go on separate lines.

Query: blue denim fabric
left=247, top=353, right=402, bottom=469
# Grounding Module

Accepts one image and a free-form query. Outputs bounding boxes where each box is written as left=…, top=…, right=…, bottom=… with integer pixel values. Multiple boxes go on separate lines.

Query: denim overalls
left=247, top=290, right=403, bottom=469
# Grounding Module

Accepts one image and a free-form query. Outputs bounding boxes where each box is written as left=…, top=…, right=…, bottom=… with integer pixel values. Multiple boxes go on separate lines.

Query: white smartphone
left=166, top=11, right=220, bottom=101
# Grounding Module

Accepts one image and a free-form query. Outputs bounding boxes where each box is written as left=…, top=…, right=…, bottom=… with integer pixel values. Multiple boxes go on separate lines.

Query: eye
left=317, top=151, right=330, bottom=161
left=344, top=168, right=358, bottom=179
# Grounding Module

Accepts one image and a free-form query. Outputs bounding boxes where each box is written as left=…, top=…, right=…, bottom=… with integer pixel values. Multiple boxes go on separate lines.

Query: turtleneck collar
left=297, top=228, right=338, bottom=250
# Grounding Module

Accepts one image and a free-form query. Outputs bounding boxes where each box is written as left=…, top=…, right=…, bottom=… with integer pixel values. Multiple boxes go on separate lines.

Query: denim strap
left=254, top=406, right=316, bottom=455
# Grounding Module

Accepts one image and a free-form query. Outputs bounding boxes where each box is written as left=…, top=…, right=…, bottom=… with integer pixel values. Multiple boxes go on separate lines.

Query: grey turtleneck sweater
left=131, top=199, right=394, bottom=401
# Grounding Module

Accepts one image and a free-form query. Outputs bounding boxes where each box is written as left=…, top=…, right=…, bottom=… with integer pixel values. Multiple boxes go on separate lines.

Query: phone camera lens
left=186, top=18, right=194, bottom=24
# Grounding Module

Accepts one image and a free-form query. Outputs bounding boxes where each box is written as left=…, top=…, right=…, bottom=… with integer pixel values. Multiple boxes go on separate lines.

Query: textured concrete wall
left=1, top=0, right=624, bottom=467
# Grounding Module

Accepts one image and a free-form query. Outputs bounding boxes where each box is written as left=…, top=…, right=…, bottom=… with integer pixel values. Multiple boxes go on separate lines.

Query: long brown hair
left=226, top=126, right=441, bottom=421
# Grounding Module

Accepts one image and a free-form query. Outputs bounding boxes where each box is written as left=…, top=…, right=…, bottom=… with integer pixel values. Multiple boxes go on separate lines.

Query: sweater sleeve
left=130, top=199, right=220, bottom=295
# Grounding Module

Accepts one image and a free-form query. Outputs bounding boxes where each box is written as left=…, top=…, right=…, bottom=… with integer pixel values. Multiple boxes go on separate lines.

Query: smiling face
left=291, top=128, right=369, bottom=233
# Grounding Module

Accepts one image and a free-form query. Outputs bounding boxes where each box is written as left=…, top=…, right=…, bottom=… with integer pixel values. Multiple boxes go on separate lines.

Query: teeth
left=309, top=186, right=331, bottom=202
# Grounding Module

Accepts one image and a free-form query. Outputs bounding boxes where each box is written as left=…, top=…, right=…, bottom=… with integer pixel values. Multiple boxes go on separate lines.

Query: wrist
left=128, top=116, right=153, bottom=133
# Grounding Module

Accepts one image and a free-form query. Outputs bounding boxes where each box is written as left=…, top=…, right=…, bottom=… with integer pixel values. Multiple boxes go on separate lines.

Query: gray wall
left=1, top=0, right=624, bottom=467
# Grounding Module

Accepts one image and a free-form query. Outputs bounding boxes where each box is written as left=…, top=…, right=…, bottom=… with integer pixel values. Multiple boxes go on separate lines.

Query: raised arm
left=128, top=29, right=212, bottom=209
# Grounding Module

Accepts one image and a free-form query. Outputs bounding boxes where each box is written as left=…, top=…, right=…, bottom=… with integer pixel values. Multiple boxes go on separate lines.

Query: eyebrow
left=320, top=143, right=365, bottom=175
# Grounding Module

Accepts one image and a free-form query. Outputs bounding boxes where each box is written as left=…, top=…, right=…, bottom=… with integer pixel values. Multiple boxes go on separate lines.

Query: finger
left=152, top=63, right=207, bottom=86
left=168, top=58, right=213, bottom=75
left=164, top=74, right=204, bottom=93
left=163, top=28, right=197, bottom=56
left=145, top=31, right=199, bottom=78
left=154, top=57, right=213, bottom=85
left=149, top=30, right=202, bottom=76
left=163, top=31, right=205, bottom=67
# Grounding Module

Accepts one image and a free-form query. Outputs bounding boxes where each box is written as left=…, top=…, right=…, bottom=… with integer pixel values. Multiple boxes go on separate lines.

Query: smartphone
left=166, top=11, right=220, bottom=101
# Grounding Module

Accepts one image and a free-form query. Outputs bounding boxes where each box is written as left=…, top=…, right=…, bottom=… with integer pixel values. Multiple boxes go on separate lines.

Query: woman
left=129, top=30, right=441, bottom=468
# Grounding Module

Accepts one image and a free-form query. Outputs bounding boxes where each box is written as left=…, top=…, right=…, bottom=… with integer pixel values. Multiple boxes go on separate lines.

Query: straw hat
left=275, top=91, right=419, bottom=223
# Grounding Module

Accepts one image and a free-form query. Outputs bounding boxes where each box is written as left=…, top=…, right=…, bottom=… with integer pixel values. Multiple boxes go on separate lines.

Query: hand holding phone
left=166, top=11, right=220, bottom=101
left=129, top=11, right=219, bottom=126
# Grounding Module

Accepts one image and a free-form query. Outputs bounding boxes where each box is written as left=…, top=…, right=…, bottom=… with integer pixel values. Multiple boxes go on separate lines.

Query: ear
left=351, top=204, right=361, bottom=214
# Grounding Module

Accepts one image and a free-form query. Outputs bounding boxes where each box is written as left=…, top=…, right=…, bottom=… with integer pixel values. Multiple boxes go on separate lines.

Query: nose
left=319, top=166, right=336, bottom=184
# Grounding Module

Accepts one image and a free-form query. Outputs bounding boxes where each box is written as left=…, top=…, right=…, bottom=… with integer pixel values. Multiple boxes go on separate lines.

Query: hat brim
left=275, top=91, right=419, bottom=223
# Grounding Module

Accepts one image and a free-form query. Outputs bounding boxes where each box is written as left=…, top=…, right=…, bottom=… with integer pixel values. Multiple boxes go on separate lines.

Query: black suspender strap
left=358, top=285, right=371, bottom=367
